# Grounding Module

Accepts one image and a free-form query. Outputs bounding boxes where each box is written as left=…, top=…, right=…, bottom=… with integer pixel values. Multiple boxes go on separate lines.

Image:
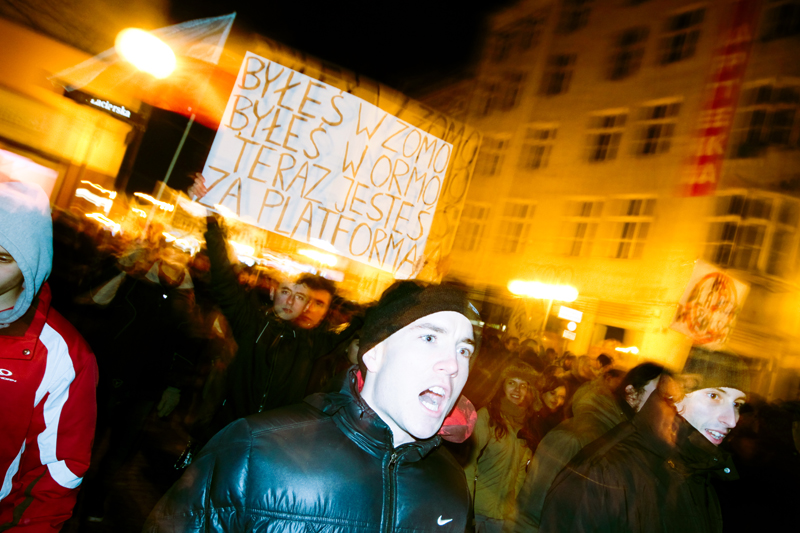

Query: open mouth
left=419, top=386, right=447, bottom=413
left=705, top=429, right=727, bottom=445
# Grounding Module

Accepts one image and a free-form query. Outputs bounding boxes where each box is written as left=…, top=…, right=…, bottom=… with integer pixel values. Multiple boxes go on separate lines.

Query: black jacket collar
left=633, top=392, right=738, bottom=480
left=306, top=367, right=442, bottom=462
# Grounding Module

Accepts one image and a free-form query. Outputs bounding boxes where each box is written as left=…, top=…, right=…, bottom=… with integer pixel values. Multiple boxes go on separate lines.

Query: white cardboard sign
left=200, top=52, right=453, bottom=278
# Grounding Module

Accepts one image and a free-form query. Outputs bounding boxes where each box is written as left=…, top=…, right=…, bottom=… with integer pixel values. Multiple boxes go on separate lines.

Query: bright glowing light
left=134, top=192, right=174, bottom=211
left=80, top=181, right=116, bottom=199
left=75, top=188, right=113, bottom=214
left=299, top=249, right=338, bottom=267
left=162, top=231, right=177, bottom=242
left=115, top=28, right=176, bottom=79
left=132, top=208, right=147, bottom=218
left=567, top=321, right=577, bottom=331
left=238, top=255, right=256, bottom=267
left=615, top=346, right=640, bottom=355
left=213, top=204, right=239, bottom=220
left=85, top=212, right=121, bottom=235
left=174, top=236, right=200, bottom=256
left=229, top=240, right=255, bottom=256
left=508, top=280, right=579, bottom=302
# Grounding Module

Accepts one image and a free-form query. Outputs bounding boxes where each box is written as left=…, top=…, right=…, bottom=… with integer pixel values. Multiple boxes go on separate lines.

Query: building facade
left=421, top=0, right=800, bottom=399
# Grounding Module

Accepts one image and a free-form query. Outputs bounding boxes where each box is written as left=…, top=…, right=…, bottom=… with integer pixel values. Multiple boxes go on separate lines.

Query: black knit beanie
left=357, top=280, right=481, bottom=359
left=681, top=347, right=750, bottom=394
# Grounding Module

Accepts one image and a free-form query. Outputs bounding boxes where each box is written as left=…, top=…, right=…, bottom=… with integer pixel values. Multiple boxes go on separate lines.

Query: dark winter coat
left=205, top=218, right=356, bottom=429
left=508, top=379, right=632, bottom=532
left=143, top=369, right=471, bottom=532
left=538, top=392, right=737, bottom=533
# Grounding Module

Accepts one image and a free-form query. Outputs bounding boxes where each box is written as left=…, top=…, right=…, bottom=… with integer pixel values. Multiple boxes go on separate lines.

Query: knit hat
left=489, top=360, right=542, bottom=411
left=680, top=347, right=750, bottom=394
left=0, top=181, right=53, bottom=327
left=357, top=280, right=481, bottom=358
left=500, top=360, right=539, bottom=387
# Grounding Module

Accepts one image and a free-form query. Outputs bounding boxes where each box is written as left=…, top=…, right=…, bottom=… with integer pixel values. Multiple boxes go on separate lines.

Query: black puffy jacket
left=144, top=369, right=470, bottom=532
left=539, top=392, right=738, bottom=533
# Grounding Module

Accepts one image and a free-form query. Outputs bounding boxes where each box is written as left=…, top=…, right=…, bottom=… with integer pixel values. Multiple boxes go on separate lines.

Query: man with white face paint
left=538, top=348, right=750, bottom=533
left=145, top=280, right=481, bottom=533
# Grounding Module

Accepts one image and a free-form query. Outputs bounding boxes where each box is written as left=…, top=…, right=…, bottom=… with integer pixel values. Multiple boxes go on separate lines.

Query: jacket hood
left=572, top=379, right=630, bottom=428
left=0, top=181, right=52, bottom=327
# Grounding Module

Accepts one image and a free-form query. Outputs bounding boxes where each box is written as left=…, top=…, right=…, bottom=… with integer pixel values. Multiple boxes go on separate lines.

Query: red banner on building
left=682, top=0, right=762, bottom=196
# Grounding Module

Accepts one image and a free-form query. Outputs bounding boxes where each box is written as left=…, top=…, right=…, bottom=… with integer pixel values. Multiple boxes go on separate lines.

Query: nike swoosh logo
left=437, top=516, right=453, bottom=526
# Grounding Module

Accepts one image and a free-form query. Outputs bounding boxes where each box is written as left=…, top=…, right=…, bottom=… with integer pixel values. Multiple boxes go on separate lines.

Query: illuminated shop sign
left=63, top=89, right=143, bottom=126
left=89, top=98, right=131, bottom=118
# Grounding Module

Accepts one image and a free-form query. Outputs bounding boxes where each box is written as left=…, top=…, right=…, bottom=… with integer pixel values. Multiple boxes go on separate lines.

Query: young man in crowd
left=0, top=181, right=98, bottom=531
left=507, top=362, right=667, bottom=532
left=292, top=275, right=335, bottom=330
left=189, top=174, right=355, bottom=433
left=538, top=348, right=749, bottom=533
left=145, top=280, right=480, bottom=532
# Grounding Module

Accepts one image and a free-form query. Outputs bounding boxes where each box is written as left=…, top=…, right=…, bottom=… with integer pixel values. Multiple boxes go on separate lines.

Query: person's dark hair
left=296, top=274, right=336, bottom=297
left=537, top=374, right=566, bottom=397
left=597, top=353, right=613, bottom=368
left=541, top=365, right=562, bottom=380
left=520, top=347, right=545, bottom=372
left=613, top=362, right=669, bottom=399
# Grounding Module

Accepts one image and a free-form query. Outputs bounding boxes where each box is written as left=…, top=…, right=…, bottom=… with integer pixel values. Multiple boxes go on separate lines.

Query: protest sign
left=670, top=260, right=749, bottom=350
left=199, top=51, right=454, bottom=279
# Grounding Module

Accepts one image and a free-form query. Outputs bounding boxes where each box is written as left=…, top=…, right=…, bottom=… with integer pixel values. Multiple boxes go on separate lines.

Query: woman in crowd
left=464, top=362, right=540, bottom=533
left=528, top=373, right=568, bottom=446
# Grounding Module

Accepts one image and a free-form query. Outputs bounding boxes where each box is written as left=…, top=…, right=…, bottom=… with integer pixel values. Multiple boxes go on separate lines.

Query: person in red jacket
left=0, top=180, right=98, bottom=531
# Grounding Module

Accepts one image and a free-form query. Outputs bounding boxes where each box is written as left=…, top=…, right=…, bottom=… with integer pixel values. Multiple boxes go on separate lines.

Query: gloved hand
left=157, top=386, right=181, bottom=417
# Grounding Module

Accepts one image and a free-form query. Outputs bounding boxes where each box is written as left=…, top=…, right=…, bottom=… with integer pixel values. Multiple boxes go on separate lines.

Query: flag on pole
left=51, top=13, right=237, bottom=129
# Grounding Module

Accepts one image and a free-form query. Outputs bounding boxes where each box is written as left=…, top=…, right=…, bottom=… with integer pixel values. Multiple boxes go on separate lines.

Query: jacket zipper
left=257, top=332, right=284, bottom=412
left=383, top=451, right=399, bottom=533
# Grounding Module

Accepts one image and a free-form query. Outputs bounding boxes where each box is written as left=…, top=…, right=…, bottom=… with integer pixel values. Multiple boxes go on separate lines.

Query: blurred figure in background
left=538, top=349, right=749, bottom=533
left=465, top=362, right=539, bottom=533
left=77, top=239, right=199, bottom=523
left=507, top=362, right=666, bottom=532
left=0, top=181, right=98, bottom=531
left=527, top=374, right=567, bottom=446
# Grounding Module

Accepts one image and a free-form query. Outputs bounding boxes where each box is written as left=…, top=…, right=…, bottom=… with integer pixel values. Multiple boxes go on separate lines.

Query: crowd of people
left=1, top=178, right=799, bottom=532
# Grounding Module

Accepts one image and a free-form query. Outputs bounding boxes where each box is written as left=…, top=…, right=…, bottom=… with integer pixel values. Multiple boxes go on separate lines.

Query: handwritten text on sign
left=200, top=52, right=452, bottom=279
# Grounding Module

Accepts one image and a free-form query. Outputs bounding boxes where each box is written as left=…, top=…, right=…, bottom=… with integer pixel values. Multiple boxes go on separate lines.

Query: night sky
left=127, top=0, right=516, bottom=193
left=167, top=0, right=517, bottom=93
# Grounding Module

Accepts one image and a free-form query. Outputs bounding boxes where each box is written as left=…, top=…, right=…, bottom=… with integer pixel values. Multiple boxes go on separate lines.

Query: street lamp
left=116, top=28, right=188, bottom=233
left=115, top=29, right=176, bottom=79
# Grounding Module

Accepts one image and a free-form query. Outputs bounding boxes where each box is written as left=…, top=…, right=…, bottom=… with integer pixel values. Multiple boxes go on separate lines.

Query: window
left=562, top=200, right=604, bottom=257
left=609, top=27, right=649, bottom=80
left=558, top=0, right=593, bottom=34
left=706, top=194, right=800, bottom=278
left=495, top=201, right=536, bottom=254
left=761, top=1, right=800, bottom=41
left=540, top=54, right=576, bottom=96
left=732, top=83, right=800, bottom=158
left=490, top=16, right=545, bottom=60
left=634, top=101, right=681, bottom=155
left=608, top=198, right=655, bottom=259
left=454, top=202, right=491, bottom=252
left=481, top=72, right=526, bottom=114
left=474, top=136, right=510, bottom=176
left=659, top=8, right=705, bottom=64
left=587, top=112, right=627, bottom=162
left=500, top=72, right=526, bottom=111
left=520, top=125, right=557, bottom=170
left=480, top=82, right=500, bottom=116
